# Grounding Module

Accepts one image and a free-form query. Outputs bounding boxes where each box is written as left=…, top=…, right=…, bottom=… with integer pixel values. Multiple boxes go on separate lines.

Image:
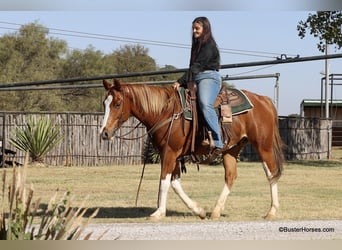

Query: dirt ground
left=83, top=219, right=342, bottom=240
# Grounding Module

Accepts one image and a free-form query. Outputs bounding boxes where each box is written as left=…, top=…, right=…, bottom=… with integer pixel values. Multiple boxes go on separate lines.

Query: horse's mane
left=125, top=84, right=177, bottom=114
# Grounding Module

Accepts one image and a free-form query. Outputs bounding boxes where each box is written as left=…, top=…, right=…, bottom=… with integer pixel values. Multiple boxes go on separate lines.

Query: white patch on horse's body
left=100, top=95, right=113, bottom=134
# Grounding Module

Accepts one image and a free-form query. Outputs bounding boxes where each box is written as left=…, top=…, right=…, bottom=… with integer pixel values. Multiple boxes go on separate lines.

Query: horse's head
left=100, top=78, right=131, bottom=140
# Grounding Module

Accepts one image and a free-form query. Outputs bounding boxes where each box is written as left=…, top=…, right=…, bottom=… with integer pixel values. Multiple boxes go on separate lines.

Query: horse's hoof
left=209, top=206, right=222, bottom=219
left=263, top=213, right=276, bottom=220
left=197, top=208, right=207, bottom=220
left=147, top=215, right=163, bottom=221
left=148, top=210, right=165, bottom=221
left=210, top=213, right=220, bottom=220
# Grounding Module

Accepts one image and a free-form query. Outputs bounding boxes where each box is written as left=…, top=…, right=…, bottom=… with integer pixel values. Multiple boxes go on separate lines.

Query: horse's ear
left=103, top=79, right=113, bottom=90
left=113, top=78, right=121, bottom=90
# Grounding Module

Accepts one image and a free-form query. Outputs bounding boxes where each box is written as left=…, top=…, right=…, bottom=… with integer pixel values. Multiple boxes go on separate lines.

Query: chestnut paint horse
left=100, top=78, right=284, bottom=220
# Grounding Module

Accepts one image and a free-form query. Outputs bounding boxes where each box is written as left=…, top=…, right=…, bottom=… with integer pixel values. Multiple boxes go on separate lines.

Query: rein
left=113, top=87, right=183, bottom=140
left=113, top=111, right=183, bottom=140
left=106, top=86, right=185, bottom=206
left=114, top=121, right=144, bottom=140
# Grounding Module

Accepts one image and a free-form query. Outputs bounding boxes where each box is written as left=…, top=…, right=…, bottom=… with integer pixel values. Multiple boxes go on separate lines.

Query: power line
left=227, top=65, right=276, bottom=77
left=1, top=53, right=342, bottom=89
left=0, top=21, right=298, bottom=59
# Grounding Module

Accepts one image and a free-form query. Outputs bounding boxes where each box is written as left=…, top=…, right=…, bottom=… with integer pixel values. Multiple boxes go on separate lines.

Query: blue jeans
left=195, top=70, right=223, bottom=149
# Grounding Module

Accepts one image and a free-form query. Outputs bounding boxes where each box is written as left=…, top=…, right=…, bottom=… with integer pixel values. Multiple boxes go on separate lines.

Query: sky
left=0, top=9, right=342, bottom=116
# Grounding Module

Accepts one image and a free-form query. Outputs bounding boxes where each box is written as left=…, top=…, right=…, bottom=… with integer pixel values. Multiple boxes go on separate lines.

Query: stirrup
left=201, top=147, right=222, bottom=164
left=207, top=131, right=215, bottom=150
left=201, top=139, right=210, bottom=146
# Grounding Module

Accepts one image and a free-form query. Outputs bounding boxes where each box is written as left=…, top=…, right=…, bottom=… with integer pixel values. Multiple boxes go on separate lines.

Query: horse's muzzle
left=100, top=128, right=115, bottom=140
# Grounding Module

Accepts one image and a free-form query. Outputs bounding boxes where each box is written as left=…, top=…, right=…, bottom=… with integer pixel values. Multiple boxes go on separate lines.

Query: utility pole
left=325, top=41, right=330, bottom=119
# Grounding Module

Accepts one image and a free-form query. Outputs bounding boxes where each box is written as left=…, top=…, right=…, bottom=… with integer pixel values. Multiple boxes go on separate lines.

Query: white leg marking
left=150, top=174, right=171, bottom=218
left=171, top=177, right=205, bottom=218
left=211, top=184, right=230, bottom=219
left=269, top=182, right=279, bottom=214
left=262, top=162, right=279, bottom=218
left=264, top=182, right=279, bottom=219
left=99, top=95, right=113, bottom=134
left=262, top=161, right=272, bottom=179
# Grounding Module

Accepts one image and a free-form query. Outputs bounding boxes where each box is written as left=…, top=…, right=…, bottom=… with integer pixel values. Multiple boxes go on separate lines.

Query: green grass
left=2, top=147, right=341, bottom=223
left=3, top=150, right=340, bottom=223
left=331, top=146, right=342, bottom=160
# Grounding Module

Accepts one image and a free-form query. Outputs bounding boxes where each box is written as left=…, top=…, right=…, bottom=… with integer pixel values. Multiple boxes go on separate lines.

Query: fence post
left=327, top=119, right=332, bottom=159
left=1, top=113, right=5, bottom=168
left=65, top=112, right=71, bottom=166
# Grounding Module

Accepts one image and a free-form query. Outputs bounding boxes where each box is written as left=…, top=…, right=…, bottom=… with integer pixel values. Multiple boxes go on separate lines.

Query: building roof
left=301, top=99, right=342, bottom=107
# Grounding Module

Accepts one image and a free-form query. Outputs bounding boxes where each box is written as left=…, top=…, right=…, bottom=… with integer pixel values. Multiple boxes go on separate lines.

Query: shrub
left=9, top=116, right=63, bottom=164
left=0, top=154, right=103, bottom=240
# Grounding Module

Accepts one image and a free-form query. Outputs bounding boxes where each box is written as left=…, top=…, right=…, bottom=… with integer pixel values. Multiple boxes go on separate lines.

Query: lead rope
left=135, top=134, right=151, bottom=206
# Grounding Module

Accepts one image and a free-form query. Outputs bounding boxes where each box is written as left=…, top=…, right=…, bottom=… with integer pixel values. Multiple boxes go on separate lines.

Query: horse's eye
left=114, top=103, right=121, bottom=109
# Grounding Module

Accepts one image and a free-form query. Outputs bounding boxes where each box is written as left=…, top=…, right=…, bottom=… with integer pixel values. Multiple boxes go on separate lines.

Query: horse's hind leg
left=257, top=149, right=280, bottom=220
left=170, top=161, right=206, bottom=219
left=262, top=160, right=280, bottom=219
left=211, top=152, right=238, bottom=219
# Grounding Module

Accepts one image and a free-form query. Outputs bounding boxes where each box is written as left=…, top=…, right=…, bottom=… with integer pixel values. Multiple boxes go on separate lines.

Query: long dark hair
left=190, top=16, right=217, bottom=64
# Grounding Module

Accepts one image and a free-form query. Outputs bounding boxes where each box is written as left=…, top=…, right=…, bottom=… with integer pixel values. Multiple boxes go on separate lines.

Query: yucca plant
left=9, top=116, right=63, bottom=164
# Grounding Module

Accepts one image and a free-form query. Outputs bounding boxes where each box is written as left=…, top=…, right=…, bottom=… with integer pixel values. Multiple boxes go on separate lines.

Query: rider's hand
left=173, top=82, right=180, bottom=90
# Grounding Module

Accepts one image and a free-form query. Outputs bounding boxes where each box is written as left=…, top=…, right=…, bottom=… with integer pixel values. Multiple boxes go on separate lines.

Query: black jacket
left=178, top=40, right=220, bottom=86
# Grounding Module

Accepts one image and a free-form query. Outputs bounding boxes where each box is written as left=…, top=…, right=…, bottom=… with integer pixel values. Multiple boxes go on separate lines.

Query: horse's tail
left=271, top=116, right=285, bottom=183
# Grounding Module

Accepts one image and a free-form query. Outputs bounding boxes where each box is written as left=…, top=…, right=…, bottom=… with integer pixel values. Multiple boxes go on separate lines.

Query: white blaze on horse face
left=100, top=95, right=113, bottom=134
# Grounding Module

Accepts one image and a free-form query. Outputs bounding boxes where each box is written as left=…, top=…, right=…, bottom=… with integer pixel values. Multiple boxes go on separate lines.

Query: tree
left=0, top=22, right=67, bottom=81
left=297, top=11, right=342, bottom=52
left=156, top=64, right=183, bottom=82
left=59, top=46, right=113, bottom=112
left=111, top=44, right=158, bottom=82
left=59, top=44, right=160, bottom=112
left=0, top=22, right=180, bottom=112
left=0, top=22, right=67, bottom=111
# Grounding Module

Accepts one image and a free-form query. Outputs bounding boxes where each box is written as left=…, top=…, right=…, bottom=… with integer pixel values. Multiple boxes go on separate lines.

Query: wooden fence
left=240, top=116, right=332, bottom=161
left=1, top=112, right=147, bottom=166
left=332, top=120, right=342, bottom=146
left=0, top=113, right=333, bottom=166
left=279, top=117, right=332, bottom=160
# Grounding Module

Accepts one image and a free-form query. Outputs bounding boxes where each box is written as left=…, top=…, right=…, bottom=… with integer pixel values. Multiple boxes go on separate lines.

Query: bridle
left=107, top=86, right=184, bottom=141
left=104, top=85, right=189, bottom=206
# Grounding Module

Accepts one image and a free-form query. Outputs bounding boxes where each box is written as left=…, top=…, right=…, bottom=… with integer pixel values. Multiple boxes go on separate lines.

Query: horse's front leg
left=170, top=161, right=206, bottom=219
left=149, top=172, right=171, bottom=220
left=149, top=150, right=176, bottom=220
left=149, top=157, right=206, bottom=220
